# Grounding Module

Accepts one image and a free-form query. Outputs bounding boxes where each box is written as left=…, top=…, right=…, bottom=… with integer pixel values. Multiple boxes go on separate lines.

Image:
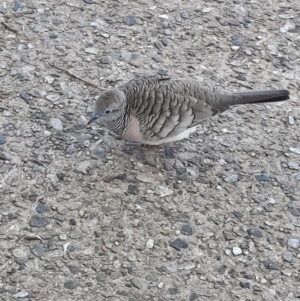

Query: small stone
left=50, top=118, right=63, bottom=131
left=130, top=278, right=142, bottom=289
left=64, top=280, right=77, bottom=290
left=66, top=144, right=75, bottom=154
left=295, top=173, right=300, bottom=181
left=146, top=238, right=154, bottom=248
left=29, top=214, right=49, bottom=227
left=240, top=281, right=250, bottom=289
left=288, top=161, right=299, bottom=170
left=36, top=204, right=49, bottom=213
left=19, top=92, right=29, bottom=103
left=290, top=147, right=300, bottom=154
left=94, top=148, right=106, bottom=160
left=283, top=252, right=293, bottom=262
left=255, top=174, right=270, bottom=182
left=122, top=16, right=136, bottom=26
left=232, top=37, right=243, bottom=46
left=156, top=186, right=173, bottom=197
left=13, top=1, right=21, bottom=12
left=157, top=282, right=164, bottom=289
left=128, top=185, right=139, bottom=195
left=154, top=40, right=163, bottom=50
left=247, top=228, right=263, bottom=238
left=45, top=75, right=54, bottom=84
left=0, top=135, right=6, bottom=145
left=83, top=0, right=94, bottom=3
left=220, top=139, right=233, bottom=148
left=170, top=238, right=188, bottom=251
left=40, top=12, right=50, bottom=22
left=69, top=218, right=76, bottom=225
left=136, top=174, right=153, bottom=183
left=159, top=14, right=169, bottom=19
left=217, top=264, right=227, bottom=275
left=287, top=238, right=299, bottom=249
left=223, top=230, right=235, bottom=240
left=77, top=161, right=91, bottom=174
left=190, top=292, right=199, bottom=301
left=13, top=291, right=28, bottom=298
left=32, top=245, right=43, bottom=257
left=264, top=259, right=279, bottom=270
left=233, top=211, right=243, bottom=219
left=232, top=246, right=242, bottom=255
left=180, top=11, right=189, bottom=19
left=224, top=174, right=238, bottom=183
left=290, top=208, right=300, bottom=216
left=110, top=271, right=122, bottom=280
left=288, top=115, right=295, bottom=125
left=44, top=131, right=51, bottom=137
left=85, top=47, right=98, bottom=54
left=180, top=224, right=196, bottom=236
left=46, top=94, right=60, bottom=102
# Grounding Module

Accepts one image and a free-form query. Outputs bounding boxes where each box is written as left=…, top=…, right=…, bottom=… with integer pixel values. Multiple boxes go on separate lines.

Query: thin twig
left=1, top=21, right=20, bottom=35
left=52, top=64, right=98, bottom=87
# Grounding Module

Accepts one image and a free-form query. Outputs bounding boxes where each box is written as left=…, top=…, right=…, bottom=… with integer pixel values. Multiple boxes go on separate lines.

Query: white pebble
left=232, top=246, right=242, bottom=255
left=146, top=238, right=154, bottom=249
left=288, top=115, right=295, bottom=125
left=159, top=14, right=169, bottom=19
left=288, top=238, right=299, bottom=249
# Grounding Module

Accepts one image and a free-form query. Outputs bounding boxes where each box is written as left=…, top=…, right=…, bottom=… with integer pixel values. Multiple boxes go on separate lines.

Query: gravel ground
left=1, top=0, right=300, bottom=300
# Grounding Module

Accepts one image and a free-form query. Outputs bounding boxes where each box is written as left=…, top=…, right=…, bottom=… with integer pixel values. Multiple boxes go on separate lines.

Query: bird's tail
left=227, top=89, right=289, bottom=105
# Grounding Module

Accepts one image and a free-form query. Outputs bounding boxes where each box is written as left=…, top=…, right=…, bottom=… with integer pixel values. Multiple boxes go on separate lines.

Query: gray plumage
left=88, top=76, right=289, bottom=145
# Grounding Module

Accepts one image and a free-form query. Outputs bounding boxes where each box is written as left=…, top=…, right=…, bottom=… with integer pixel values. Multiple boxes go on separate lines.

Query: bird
left=88, top=75, right=289, bottom=145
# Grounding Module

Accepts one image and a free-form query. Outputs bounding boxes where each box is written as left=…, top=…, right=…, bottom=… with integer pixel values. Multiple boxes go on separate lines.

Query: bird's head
left=88, top=89, right=125, bottom=125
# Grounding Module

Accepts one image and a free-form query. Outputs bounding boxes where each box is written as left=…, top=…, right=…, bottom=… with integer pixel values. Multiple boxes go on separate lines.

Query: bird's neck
left=107, top=101, right=129, bottom=136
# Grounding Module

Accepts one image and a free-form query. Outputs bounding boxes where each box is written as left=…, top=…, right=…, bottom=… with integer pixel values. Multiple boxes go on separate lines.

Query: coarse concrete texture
left=0, top=0, right=299, bottom=300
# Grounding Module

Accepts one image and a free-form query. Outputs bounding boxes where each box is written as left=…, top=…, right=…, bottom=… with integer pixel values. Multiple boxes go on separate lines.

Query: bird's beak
left=88, top=113, right=101, bottom=125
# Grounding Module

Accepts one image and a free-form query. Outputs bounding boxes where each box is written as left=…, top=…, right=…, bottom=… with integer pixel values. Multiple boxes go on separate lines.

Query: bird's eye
left=105, top=109, right=112, bottom=114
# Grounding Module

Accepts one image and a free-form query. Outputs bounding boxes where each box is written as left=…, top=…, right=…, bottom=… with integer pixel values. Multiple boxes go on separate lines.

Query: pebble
left=146, top=238, right=154, bottom=249
left=13, top=291, right=28, bottom=298
left=29, top=214, right=49, bottom=227
left=287, top=238, right=299, bottom=249
left=36, top=204, right=49, bottom=213
left=83, top=0, right=94, bottom=3
left=224, top=174, right=238, bottom=183
left=66, top=144, right=75, bottom=154
left=85, top=47, right=98, bottom=54
left=247, top=228, right=263, bottom=238
left=180, top=224, right=196, bottom=236
left=288, top=115, right=295, bottom=125
left=19, top=92, right=29, bottom=103
left=264, top=259, right=279, bottom=270
left=40, top=12, right=50, bottom=22
left=159, top=14, right=169, bottom=19
left=77, top=161, right=91, bottom=174
left=110, top=271, right=122, bottom=280
left=156, top=186, right=173, bottom=197
left=130, top=278, right=142, bottom=289
left=220, top=139, right=233, bottom=148
left=282, top=252, right=293, bottom=262
left=0, top=135, right=6, bottom=145
left=32, top=245, right=44, bottom=257
left=50, top=118, right=63, bottom=131
left=288, top=161, right=299, bottom=170
left=136, top=174, right=153, bottom=183
left=45, top=75, right=54, bottom=84
left=64, top=280, right=77, bottom=289
left=255, top=174, right=270, bottom=182
left=232, top=246, right=242, bottom=255
left=290, top=147, right=300, bottom=154
left=295, top=173, right=300, bottom=181
left=13, top=1, right=21, bottom=12
left=46, top=94, right=60, bottom=102
left=170, top=238, right=188, bottom=251
left=128, top=184, right=139, bottom=195
left=122, top=16, right=136, bottom=26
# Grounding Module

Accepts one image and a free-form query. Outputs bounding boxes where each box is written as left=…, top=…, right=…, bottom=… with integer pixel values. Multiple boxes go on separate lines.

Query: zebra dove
left=88, top=76, right=289, bottom=145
